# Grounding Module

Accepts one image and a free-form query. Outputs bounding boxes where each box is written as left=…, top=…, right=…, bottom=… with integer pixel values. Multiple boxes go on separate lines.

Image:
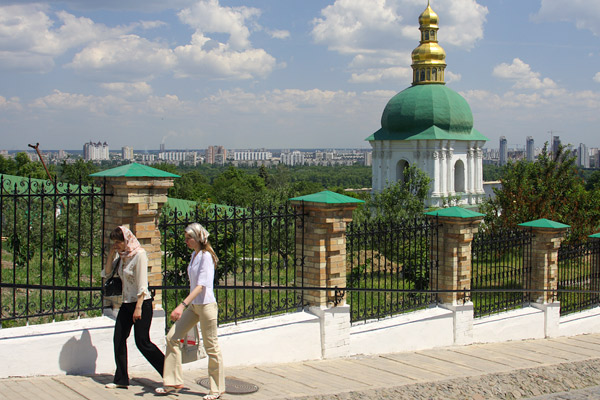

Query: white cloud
left=350, top=67, right=410, bottom=83
left=173, top=0, right=277, bottom=79
left=0, top=4, right=130, bottom=72
left=311, top=0, right=487, bottom=84
left=100, top=82, right=153, bottom=97
left=594, top=72, right=600, bottom=83
left=266, top=29, right=290, bottom=40
left=0, top=95, right=22, bottom=111
left=493, top=58, right=557, bottom=90
left=68, top=35, right=176, bottom=81
left=533, top=0, right=600, bottom=36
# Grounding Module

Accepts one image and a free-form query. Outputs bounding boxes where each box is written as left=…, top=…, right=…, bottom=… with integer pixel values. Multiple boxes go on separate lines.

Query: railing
left=0, top=174, right=109, bottom=328
left=558, top=240, right=600, bottom=315
left=158, top=202, right=305, bottom=327
left=346, top=217, right=439, bottom=324
left=471, top=228, right=533, bottom=318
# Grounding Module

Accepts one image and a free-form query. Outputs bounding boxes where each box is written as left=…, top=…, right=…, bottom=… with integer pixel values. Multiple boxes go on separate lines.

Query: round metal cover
left=197, top=376, right=259, bottom=395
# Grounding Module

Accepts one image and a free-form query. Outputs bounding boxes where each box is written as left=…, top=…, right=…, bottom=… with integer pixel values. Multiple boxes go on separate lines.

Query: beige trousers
left=164, top=302, right=224, bottom=394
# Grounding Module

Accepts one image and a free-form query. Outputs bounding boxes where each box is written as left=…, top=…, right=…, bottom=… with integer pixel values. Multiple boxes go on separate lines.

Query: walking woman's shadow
left=58, top=329, right=98, bottom=375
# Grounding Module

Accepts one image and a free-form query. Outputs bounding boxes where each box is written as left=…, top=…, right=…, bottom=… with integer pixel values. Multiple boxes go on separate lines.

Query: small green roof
left=290, top=190, right=364, bottom=204
left=590, top=233, right=600, bottom=238
left=518, top=219, right=570, bottom=229
left=90, top=163, right=180, bottom=178
left=425, top=206, right=484, bottom=218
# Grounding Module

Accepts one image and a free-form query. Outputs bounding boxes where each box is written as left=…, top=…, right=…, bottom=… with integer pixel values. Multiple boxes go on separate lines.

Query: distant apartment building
left=526, top=136, right=534, bottom=162
left=578, top=143, right=590, bottom=168
left=158, top=151, right=198, bottom=166
left=122, top=146, right=134, bottom=161
left=83, top=141, right=109, bottom=161
left=280, top=151, right=304, bottom=166
left=552, top=136, right=561, bottom=155
left=206, top=146, right=226, bottom=165
left=499, top=136, right=507, bottom=166
left=234, top=150, right=272, bottom=162
left=140, top=153, right=155, bottom=163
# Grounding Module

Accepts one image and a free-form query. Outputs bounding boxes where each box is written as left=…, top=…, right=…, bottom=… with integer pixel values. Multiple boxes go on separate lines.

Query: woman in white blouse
left=156, top=223, right=224, bottom=399
left=104, top=226, right=164, bottom=389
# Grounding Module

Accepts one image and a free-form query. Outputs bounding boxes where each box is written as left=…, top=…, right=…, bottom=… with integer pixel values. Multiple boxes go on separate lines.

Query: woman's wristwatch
left=181, top=300, right=188, bottom=308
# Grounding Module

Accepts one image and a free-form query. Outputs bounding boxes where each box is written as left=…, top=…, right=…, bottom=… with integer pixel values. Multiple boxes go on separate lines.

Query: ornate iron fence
left=558, top=240, right=600, bottom=315
left=0, top=174, right=109, bottom=328
left=158, top=202, right=305, bottom=327
left=471, top=228, right=533, bottom=318
left=346, top=217, right=440, bottom=324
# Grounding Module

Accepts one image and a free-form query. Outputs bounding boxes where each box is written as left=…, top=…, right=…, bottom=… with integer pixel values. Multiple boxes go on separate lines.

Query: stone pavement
left=3, top=333, right=600, bottom=400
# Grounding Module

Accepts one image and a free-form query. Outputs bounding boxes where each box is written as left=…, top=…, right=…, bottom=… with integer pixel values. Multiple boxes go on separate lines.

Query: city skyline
left=0, top=0, right=599, bottom=151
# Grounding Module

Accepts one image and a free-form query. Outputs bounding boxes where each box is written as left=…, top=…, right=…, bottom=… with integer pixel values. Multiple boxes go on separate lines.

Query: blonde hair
left=185, top=223, right=218, bottom=266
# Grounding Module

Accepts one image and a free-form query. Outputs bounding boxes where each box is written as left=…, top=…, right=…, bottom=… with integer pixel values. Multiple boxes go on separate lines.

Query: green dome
left=366, top=84, right=488, bottom=142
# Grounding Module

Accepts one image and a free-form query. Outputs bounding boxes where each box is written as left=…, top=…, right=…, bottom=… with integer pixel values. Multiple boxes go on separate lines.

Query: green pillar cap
left=518, top=218, right=570, bottom=229
left=289, top=190, right=364, bottom=204
left=424, top=206, right=484, bottom=218
left=89, top=162, right=180, bottom=178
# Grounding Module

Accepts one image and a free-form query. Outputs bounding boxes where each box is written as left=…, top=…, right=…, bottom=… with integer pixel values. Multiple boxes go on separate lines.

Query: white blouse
left=117, top=250, right=151, bottom=303
left=188, top=250, right=216, bottom=305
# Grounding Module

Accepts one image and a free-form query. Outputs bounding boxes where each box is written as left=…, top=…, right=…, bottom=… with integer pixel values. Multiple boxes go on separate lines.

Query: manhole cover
left=197, top=376, right=259, bottom=395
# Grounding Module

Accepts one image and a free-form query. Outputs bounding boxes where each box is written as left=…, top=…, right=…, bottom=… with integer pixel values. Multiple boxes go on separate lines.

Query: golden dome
left=411, top=1, right=446, bottom=85
left=411, top=42, right=446, bottom=64
left=418, top=3, right=438, bottom=28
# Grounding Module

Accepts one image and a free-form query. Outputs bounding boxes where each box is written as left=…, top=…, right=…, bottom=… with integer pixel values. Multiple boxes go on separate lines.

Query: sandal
left=203, top=393, right=223, bottom=400
left=105, top=383, right=128, bottom=389
left=155, top=385, right=184, bottom=395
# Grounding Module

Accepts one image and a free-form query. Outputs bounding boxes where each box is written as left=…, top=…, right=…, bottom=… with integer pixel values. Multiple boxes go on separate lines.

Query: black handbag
left=103, top=258, right=122, bottom=297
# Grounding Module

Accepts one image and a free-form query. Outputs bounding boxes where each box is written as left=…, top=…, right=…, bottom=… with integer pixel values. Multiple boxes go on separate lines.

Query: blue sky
left=0, top=0, right=599, bottom=152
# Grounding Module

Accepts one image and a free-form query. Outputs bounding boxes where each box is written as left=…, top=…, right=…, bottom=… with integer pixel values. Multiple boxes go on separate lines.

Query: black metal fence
left=558, top=240, right=600, bottom=315
left=345, top=217, right=440, bottom=324
left=158, top=202, right=305, bottom=327
left=471, top=228, right=533, bottom=318
left=0, top=174, right=109, bottom=328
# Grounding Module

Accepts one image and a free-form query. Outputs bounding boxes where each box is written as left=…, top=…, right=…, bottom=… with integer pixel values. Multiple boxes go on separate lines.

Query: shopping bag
left=181, top=324, right=206, bottom=364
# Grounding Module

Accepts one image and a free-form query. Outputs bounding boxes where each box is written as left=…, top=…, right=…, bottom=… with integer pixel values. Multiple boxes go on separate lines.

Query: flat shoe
left=203, top=393, right=223, bottom=400
left=105, top=383, right=128, bottom=389
left=155, top=385, right=184, bottom=395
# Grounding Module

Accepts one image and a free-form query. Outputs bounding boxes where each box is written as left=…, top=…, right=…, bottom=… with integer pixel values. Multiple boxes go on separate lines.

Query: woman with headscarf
left=104, top=226, right=165, bottom=389
left=156, top=222, right=225, bottom=399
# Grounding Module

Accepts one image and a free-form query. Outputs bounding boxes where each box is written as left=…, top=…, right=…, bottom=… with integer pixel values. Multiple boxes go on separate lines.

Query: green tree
left=0, top=155, right=17, bottom=175
left=211, top=166, right=268, bottom=207
left=169, top=170, right=211, bottom=202
left=480, top=144, right=600, bottom=243
left=59, top=159, right=98, bottom=184
left=353, top=165, right=430, bottom=223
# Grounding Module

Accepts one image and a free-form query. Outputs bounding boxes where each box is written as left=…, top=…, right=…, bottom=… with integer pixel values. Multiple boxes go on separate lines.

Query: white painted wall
left=349, top=306, right=454, bottom=355
left=0, top=309, right=321, bottom=378
left=3, top=303, right=600, bottom=378
left=472, top=307, right=545, bottom=344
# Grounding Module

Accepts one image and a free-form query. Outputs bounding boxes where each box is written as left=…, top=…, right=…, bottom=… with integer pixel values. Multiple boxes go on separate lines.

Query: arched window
left=420, top=70, right=425, bottom=81
left=430, top=31, right=435, bottom=40
left=396, top=160, right=409, bottom=183
left=454, top=160, right=465, bottom=193
left=424, top=31, right=429, bottom=40
left=426, top=69, right=430, bottom=80
left=432, top=68, right=437, bottom=81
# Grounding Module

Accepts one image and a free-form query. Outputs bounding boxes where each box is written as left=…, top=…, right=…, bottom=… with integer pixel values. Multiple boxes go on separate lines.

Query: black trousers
left=113, top=299, right=165, bottom=385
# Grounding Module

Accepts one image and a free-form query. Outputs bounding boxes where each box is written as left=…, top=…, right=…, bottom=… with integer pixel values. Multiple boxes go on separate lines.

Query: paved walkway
left=3, top=333, right=600, bottom=400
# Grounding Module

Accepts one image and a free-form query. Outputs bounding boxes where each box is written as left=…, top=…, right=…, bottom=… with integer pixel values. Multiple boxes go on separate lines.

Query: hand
left=170, top=304, right=185, bottom=322
left=133, top=307, right=142, bottom=322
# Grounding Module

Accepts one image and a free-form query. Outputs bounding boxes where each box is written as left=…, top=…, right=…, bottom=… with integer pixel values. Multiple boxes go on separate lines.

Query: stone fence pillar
left=518, top=219, right=569, bottom=337
left=425, top=207, right=484, bottom=344
left=290, top=191, right=363, bottom=358
left=91, top=163, right=179, bottom=309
